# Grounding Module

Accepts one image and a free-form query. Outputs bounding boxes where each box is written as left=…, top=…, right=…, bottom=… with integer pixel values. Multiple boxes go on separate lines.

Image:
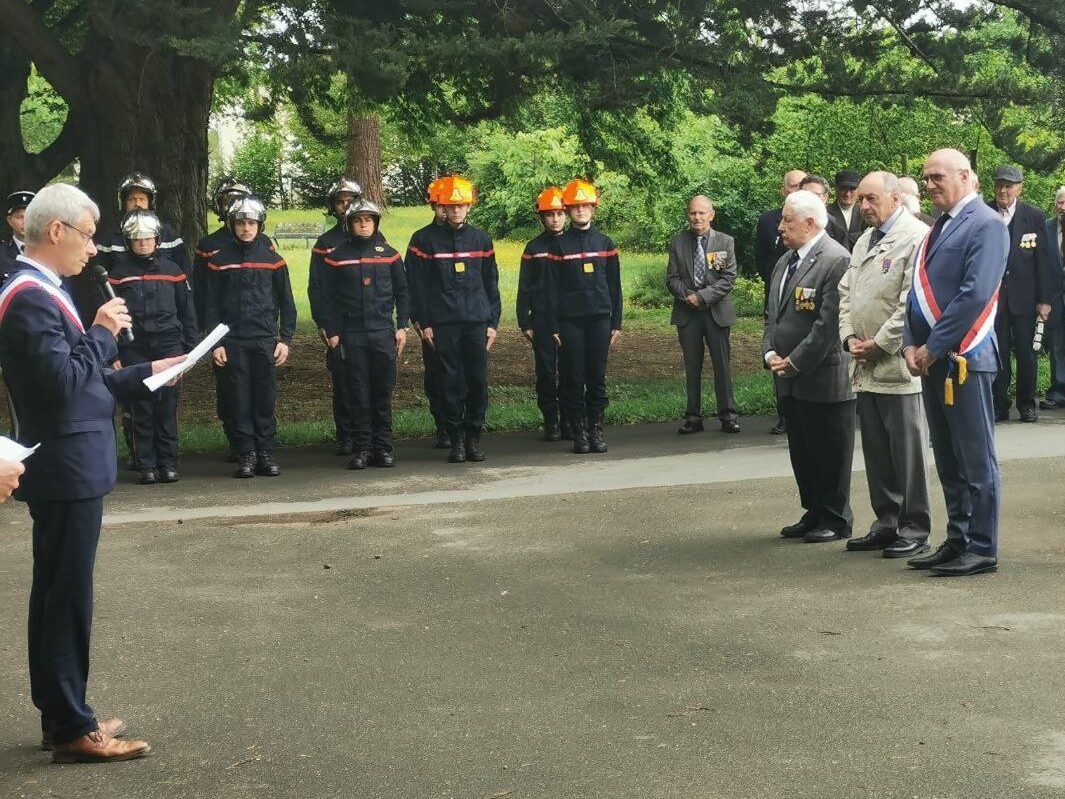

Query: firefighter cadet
left=1, top=190, right=34, bottom=282
left=205, top=196, right=297, bottom=478
left=107, top=210, right=198, bottom=484
left=405, top=178, right=451, bottom=448
left=319, top=200, right=409, bottom=469
left=407, top=176, right=501, bottom=464
left=517, top=186, right=569, bottom=442
left=546, top=179, right=623, bottom=455
left=308, top=177, right=363, bottom=456
left=96, top=172, right=190, bottom=275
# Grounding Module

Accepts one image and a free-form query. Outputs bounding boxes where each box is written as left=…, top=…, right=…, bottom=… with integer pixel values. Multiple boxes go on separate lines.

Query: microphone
left=89, top=263, right=134, bottom=343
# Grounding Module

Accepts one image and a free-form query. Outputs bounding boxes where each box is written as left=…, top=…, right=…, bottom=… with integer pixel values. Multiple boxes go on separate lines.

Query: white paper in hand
left=143, top=324, right=229, bottom=392
left=0, top=436, right=39, bottom=463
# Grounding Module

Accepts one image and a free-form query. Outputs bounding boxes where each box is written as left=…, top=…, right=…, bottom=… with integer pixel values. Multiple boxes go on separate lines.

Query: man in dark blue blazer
left=1039, top=187, right=1065, bottom=407
left=904, top=149, right=1008, bottom=577
left=0, top=184, right=184, bottom=762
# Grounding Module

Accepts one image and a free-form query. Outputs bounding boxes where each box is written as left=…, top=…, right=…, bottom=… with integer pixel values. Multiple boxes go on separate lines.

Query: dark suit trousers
left=341, top=330, right=397, bottom=451
left=677, top=315, right=736, bottom=420
left=121, top=336, right=183, bottom=469
left=28, top=498, right=103, bottom=745
left=326, top=346, right=355, bottom=444
left=993, top=308, right=1038, bottom=413
left=922, top=369, right=999, bottom=556
left=220, top=337, right=278, bottom=453
left=434, top=322, right=489, bottom=437
left=559, top=316, right=611, bottom=423
left=420, top=337, right=447, bottom=433
left=531, top=320, right=563, bottom=425
left=1045, top=297, right=1065, bottom=403
left=780, top=396, right=855, bottom=532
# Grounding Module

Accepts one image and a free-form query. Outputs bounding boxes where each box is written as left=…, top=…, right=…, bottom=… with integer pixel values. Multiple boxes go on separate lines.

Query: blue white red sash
left=911, top=229, right=997, bottom=355
left=0, top=271, right=85, bottom=334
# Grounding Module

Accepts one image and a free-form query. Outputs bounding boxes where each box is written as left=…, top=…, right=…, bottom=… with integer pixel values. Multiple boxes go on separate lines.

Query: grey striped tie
left=694, top=235, right=707, bottom=287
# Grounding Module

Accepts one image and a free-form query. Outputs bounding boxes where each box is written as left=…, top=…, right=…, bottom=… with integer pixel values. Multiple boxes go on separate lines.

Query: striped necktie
left=693, top=235, right=707, bottom=287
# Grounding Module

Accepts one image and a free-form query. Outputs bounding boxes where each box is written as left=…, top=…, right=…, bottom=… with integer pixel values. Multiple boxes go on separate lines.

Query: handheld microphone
left=89, top=263, right=134, bottom=343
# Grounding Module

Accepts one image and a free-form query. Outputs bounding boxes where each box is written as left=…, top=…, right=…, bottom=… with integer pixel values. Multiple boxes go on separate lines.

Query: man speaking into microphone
left=0, top=184, right=184, bottom=762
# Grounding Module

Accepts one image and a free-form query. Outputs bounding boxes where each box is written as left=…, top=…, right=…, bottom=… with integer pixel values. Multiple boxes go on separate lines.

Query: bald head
left=922, top=148, right=975, bottom=211
left=857, top=171, right=902, bottom=229
left=781, top=170, right=807, bottom=198
left=687, top=194, right=715, bottom=235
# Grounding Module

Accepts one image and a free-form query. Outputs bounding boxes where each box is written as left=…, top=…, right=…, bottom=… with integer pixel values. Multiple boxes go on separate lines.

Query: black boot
left=348, top=450, right=370, bottom=470
left=255, top=450, right=281, bottom=477
left=233, top=451, right=256, bottom=479
left=371, top=449, right=395, bottom=468
left=465, top=432, right=486, bottom=462
left=589, top=415, right=608, bottom=454
left=571, top=419, right=590, bottom=454
left=542, top=419, right=562, bottom=442
left=448, top=439, right=467, bottom=463
left=434, top=429, right=452, bottom=449
left=336, top=439, right=354, bottom=456
left=138, top=468, right=158, bottom=485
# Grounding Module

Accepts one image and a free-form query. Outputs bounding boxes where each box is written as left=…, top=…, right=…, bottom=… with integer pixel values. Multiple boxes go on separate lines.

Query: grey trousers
left=856, top=391, right=931, bottom=541
left=676, top=315, right=737, bottom=421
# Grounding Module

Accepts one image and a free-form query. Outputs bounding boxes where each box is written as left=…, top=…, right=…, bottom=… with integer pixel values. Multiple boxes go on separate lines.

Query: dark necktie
left=869, top=228, right=885, bottom=248
left=693, top=235, right=707, bottom=287
left=780, top=251, right=800, bottom=303
left=926, top=212, right=950, bottom=251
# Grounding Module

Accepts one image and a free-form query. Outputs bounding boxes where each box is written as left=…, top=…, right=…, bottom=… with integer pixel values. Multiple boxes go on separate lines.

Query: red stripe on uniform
left=553, top=249, right=618, bottom=260
left=521, top=252, right=552, bottom=260
left=324, top=254, right=401, bottom=267
left=108, top=274, right=188, bottom=284
left=206, top=260, right=287, bottom=271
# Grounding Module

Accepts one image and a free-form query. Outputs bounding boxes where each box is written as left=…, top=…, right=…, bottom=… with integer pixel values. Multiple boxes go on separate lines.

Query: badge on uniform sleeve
left=455, top=262, right=466, bottom=273
left=375, top=246, right=384, bottom=253
left=1020, top=233, right=1038, bottom=249
left=583, top=262, right=594, bottom=273
left=363, top=276, right=372, bottom=286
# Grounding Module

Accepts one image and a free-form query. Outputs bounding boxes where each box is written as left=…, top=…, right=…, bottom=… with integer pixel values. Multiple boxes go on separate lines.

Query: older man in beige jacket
left=838, top=171, right=932, bottom=559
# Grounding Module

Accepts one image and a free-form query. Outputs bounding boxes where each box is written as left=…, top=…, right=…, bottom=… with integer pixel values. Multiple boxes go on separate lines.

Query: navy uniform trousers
left=219, top=337, right=278, bottom=454
left=340, top=329, right=398, bottom=452
left=922, top=364, right=1000, bottom=556
left=326, top=345, right=355, bottom=445
left=433, top=322, right=489, bottom=438
left=531, top=318, right=564, bottom=427
left=120, top=335, right=183, bottom=469
left=558, top=315, right=611, bottom=424
left=420, top=336, right=447, bottom=434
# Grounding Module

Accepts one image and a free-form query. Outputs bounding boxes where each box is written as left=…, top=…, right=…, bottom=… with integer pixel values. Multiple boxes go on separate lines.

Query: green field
left=267, top=206, right=671, bottom=333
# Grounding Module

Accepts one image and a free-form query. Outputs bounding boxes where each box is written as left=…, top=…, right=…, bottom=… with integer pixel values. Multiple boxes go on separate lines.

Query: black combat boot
left=255, top=450, right=281, bottom=477
left=348, top=450, right=370, bottom=470
left=465, top=432, right=486, bottom=462
left=233, top=451, right=256, bottom=479
left=571, top=419, right=591, bottom=454
left=589, top=415, right=608, bottom=454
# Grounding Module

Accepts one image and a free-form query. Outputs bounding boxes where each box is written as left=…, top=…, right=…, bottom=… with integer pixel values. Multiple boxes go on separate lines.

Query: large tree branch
left=766, top=79, right=1048, bottom=102
left=0, top=0, right=88, bottom=107
left=988, top=0, right=1064, bottom=35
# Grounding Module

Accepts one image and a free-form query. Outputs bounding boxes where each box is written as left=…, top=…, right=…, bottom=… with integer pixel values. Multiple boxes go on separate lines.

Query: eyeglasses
left=921, top=169, right=965, bottom=187
left=60, top=221, right=94, bottom=242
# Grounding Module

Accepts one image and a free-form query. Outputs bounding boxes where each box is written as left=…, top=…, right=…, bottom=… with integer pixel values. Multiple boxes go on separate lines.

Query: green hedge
left=629, top=271, right=765, bottom=318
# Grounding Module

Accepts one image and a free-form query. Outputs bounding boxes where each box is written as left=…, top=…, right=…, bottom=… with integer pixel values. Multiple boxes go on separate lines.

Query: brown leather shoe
left=42, top=717, right=128, bottom=750
left=52, top=729, right=150, bottom=763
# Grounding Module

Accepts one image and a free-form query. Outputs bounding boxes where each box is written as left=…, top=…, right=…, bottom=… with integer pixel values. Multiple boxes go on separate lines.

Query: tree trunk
left=346, top=111, right=384, bottom=205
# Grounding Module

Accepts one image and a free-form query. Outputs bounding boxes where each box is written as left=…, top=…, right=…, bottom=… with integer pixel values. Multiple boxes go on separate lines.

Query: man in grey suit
left=838, top=171, right=932, bottom=559
left=765, top=190, right=855, bottom=543
left=666, top=195, right=739, bottom=434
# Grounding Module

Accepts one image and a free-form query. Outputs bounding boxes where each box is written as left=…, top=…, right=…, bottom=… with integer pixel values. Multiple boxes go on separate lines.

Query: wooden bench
left=273, top=222, right=324, bottom=247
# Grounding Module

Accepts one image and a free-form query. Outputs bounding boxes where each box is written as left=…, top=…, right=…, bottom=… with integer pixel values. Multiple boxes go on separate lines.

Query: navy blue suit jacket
left=904, top=197, right=1009, bottom=372
left=0, top=262, right=152, bottom=502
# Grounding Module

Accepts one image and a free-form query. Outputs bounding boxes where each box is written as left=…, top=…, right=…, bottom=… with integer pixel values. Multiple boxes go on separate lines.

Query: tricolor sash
left=0, top=271, right=85, bottom=334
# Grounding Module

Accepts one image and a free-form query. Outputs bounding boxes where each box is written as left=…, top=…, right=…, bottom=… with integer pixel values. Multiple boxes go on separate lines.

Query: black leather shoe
left=845, top=531, right=894, bottom=551
left=371, top=449, right=395, bottom=468
left=465, top=435, right=486, bottom=462
left=255, top=450, right=281, bottom=477
left=780, top=520, right=815, bottom=539
left=929, top=552, right=998, bottom=576
left=804, top=528, right=851, bottom=543
left=448, top=440, right=467, bottom=463
left=720, top=419, right=741, bottom=434
left=233, top=452, right=256, bottom=479
left=348, top=450, right=370, bottom=470
left=769, top=420, right=787, bottom=435
left=336, top=440, right=354, bottom=456
left=434, top=430, right=452, bottom=449
left=1019, top=407, right=1038, bottom=423
left=883, top=538, right=929, bottom=558
left=158, top=466, right=180, bottom=483
left=678, top=418, right=704, bottom=435
left=138, top=469, right=157, bottom=485
left=1039, top=398, right=1062, bottom=410
left=907, top=540, right=961, bottom=569
left=543, top=422, right=562, bottom=442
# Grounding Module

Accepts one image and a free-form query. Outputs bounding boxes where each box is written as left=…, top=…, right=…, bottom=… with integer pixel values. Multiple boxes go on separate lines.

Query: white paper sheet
left=142, top=324, right=229, bottom=392
left=0, top=436, right=39, bottom=463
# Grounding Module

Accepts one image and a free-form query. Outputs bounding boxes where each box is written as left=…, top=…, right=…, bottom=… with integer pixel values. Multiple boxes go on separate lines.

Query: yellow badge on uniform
left=455, top=262, right=466, bottom=273
left=583, top=262, right=594, bottom=273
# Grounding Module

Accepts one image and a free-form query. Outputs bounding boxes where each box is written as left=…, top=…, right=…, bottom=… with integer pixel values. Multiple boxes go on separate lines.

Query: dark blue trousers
left=921, top=367, right=1000, bottom=556
left=531, top=320, right=563, bottom=426
left=28, top=497, right=103, bottom=745
left=434, top=322, right=489, bottom=439
left=326, top=345, right=355, bottom=445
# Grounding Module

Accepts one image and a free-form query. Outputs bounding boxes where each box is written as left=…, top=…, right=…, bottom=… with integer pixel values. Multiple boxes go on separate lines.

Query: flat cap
left=992, top=165, right=1024, bottom=184
left=834, top=170, right=861, bottom=189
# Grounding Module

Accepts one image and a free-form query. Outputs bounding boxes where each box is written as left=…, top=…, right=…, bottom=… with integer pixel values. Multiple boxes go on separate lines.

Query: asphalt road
left=2, top=416, right=1064, bottom=798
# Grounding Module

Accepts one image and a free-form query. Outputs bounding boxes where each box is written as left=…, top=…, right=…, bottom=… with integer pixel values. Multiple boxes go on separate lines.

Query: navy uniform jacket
left=0, top=259, right=152, bottom=502
left=203, top=237, right=297, bottom=345
left=988, top=200, right=1057, bottom=315
left=544, top=226, right=623, bottom=334
left=0, top=239, right=23, bottom=282
left=904, top=197, right=1008, bottom=372
left=96, top=221, right=190, bottom=275
left=406, top=222, right=500, bottom=329
left=307, top=222, right=347, bottom=331
left=516, top=230, right=561, bottom=331
left=319, top=235, right=409, bottom=334
left=107, top=250, right=197, bottom=351
left=193, top=227, right=276, bottom=330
